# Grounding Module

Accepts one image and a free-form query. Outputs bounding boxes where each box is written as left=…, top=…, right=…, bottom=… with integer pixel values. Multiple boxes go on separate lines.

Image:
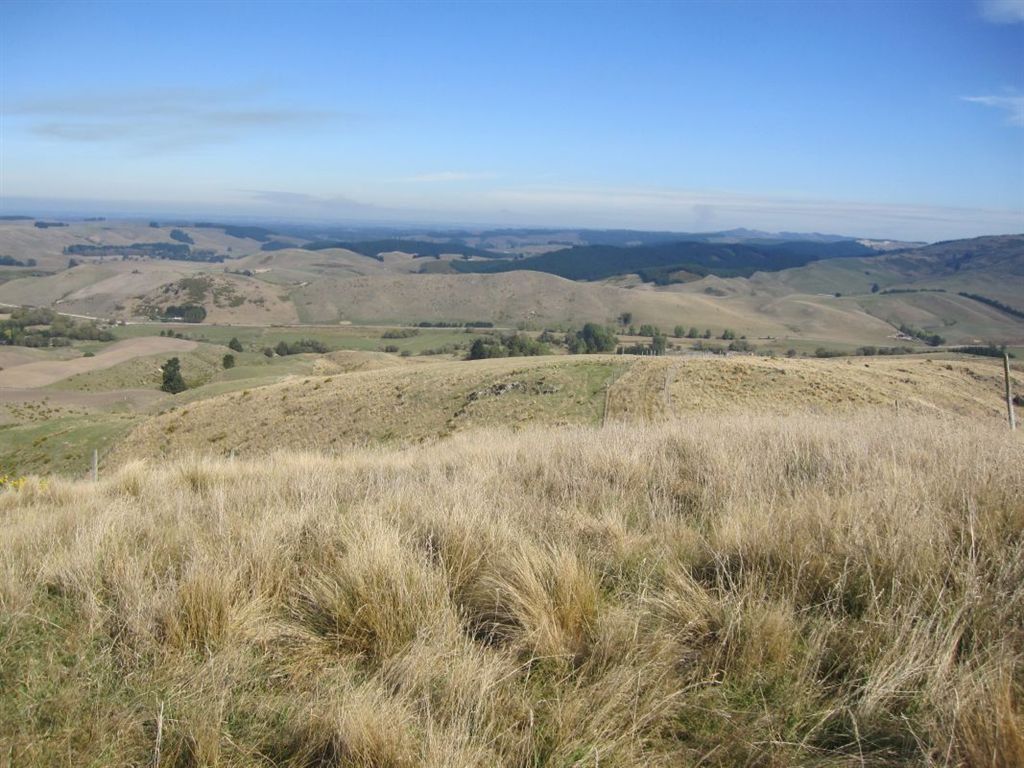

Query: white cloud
left=979, top=0, right=1024, bottom=23
left=962, top=94, right=1024, bottom=126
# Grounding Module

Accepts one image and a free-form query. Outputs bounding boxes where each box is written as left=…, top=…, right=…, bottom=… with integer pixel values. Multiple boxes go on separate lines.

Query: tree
left=467, top=338, right=501, bottom=360
left=673, top=325, right=685, bottom=338
left=228, top=337, right=243, bottom=353
left=160, top=357, right=186, bottom=394
left=871, top=283, right=880, bottom=293
left=687, top=326, right=700, bottom=338
left=262, top=347, right=274, bottom=357
left=618, top=312, right=633, bottom=326
left=651, top=334, right=668, bottom=355
left=222, top=353, right=236, bottom=369
left=567, top=323, right=617, bottom=354
left=721, top=329, right=736, bottom=340
left=702, top=329, right=712, bottom=339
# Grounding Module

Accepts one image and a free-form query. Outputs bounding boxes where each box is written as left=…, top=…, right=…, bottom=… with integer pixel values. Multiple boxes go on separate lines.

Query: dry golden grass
left=2, top=412, right=1021, bottom=766
left=114, top=353, right=1020, bottom=462
left=114, top=355, right=626, bottom=460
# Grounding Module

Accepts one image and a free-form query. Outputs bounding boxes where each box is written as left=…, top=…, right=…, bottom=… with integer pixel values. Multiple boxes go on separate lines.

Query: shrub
left=466, top=334, right=548, bottom=361
left=275, top=339, right=328, bottom=356
left=898, top=323, right=945, bottom=347
left=222, top=354, right=236, bottom=369
left=160, top=357, right=187, bottom=394
left=228, top=337, right=243, bottom=352
left=163, top=304, right=206, bottom=323
left=566, top=323, right=617, bottom=354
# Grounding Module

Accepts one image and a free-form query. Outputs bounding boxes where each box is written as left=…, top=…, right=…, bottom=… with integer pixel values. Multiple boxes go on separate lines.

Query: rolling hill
left=112, top=353, right=1020, bottom=463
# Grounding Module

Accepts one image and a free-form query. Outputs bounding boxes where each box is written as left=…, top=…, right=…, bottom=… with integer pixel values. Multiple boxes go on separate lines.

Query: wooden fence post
left=1006, top=353, right=1017, bottom=431
left=91, top=449, right=98, bottom=482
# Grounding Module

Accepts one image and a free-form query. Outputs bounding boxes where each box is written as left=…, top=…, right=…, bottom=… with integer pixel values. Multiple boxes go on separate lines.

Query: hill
left=113, top=353, right=1020, bottom=462
left=1, top=226, right=1020, bottom=349
left=2, top=412, right=1021, bottom=765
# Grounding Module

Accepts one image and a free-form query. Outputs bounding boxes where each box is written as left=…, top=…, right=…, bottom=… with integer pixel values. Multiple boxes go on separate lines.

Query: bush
left=160, top=357, right=187, bottom=394
left=274, top=339, right=328, bottom=356
left=222, top=354, right=236, bottom=369
left=163, top=304, right=206, bottom=323
left=898, top=323, right=945, bottom=347
left=952, top=345, right=1014, bottom=359
left=228, top=337, right=243, bottom=352
left=384, top=345, right=400, bottom=353
left=566, top=323, right=617, bottom=354
left=262, top=347, right=274, bottom=358
left=382, top=328, right=419, bottom=339
left=466, top=334, right=548, bottom=360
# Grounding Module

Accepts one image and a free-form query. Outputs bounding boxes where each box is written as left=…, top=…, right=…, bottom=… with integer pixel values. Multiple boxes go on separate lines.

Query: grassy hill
left=2, top=226, right=1021, bottom=347
left=2, top=412, right=1021, bottom=765
left=113, top=353, right=1021, bottom=462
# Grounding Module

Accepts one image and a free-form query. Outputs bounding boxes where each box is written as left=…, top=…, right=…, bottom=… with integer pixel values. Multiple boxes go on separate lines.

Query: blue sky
left=2, top=0, right=1022, bottom=239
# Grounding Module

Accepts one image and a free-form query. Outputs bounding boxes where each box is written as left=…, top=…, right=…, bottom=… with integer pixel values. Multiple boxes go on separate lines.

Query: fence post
left=1006, top=353, right=1017, bottom=431
left=91, top=449, right=98, bottom=482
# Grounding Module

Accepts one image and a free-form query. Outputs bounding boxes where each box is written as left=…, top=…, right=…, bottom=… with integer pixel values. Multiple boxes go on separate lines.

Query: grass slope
left=2, top=414, right=1021, bottom=765
left=114, top=356, right=627, bottom=460
left=113, top=354, right=1021, bottom=462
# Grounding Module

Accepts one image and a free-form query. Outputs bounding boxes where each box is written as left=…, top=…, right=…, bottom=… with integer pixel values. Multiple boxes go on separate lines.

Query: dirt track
left=0, top=337, right=197, bottom=389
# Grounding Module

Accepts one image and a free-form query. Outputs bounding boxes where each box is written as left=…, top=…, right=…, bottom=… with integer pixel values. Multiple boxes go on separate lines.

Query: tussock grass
left=1, top=413, right=1022, bottom=765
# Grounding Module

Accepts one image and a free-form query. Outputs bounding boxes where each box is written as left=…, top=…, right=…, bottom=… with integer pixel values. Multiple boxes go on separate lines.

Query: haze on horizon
left=2, top=0, right=1022, bottom=241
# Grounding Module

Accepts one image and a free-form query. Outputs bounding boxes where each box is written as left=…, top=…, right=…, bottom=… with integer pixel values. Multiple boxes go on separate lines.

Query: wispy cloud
left=9, top=86, right=343, bottom=151
left=398, top=171, right=496, bottom=183
left=978, top=0, right=1024, bottom=23
left=962, top=94, right=1024, bottom=126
